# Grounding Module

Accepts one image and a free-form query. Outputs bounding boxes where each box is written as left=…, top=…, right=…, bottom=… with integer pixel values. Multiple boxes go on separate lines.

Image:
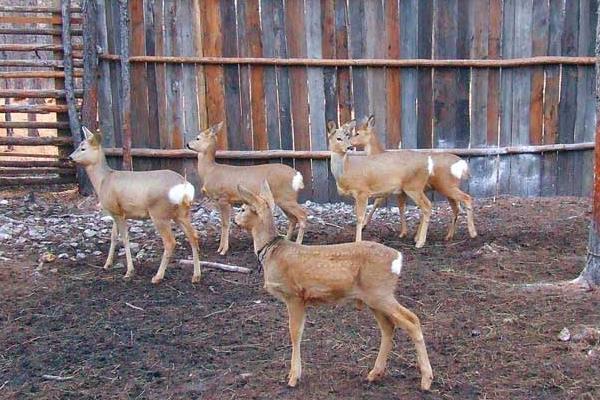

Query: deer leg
left=445, top=187, right=477, bottom=239
left=397, top=192, right=408, bottom=238
left=445, top=198, right=460, bottom=241
left=404, top=191, right=431, bottom=248
left=354, top=195, right=368, bottom=242
left=281, top=209, right=297, bottom=241
left=367, top=308, right=395, bottom=382
left=115, top=218, right=134, bottom=280
left=217, top=201, right=232, bottom=255
left=363, top=197, right=384, bottom=229
left=103, top=220, right=118, bottom=269
left=151, top=218, right=175, bottom=284
left=286, top=299, right=306, bottom=387
left=378, top=299, right=433, bottom=391
left=281, top=202, right=307, bottom=244
left=177, top=217, right=201, bottom=284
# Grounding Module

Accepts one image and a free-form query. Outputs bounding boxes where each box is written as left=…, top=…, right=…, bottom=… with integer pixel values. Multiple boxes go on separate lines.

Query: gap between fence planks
left=99, top=54, right=595, bottom=68
left=179, top=260, right=251, bottom=274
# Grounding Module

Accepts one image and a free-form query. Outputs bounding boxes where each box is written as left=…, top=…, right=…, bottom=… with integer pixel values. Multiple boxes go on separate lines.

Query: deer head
left=69, top=126, right=104, bottom=166
left=326, top=120, right=356, bottom=154
left=186, top=121, right=224, bottom=153
left=349, top=115, right=375, bottom=147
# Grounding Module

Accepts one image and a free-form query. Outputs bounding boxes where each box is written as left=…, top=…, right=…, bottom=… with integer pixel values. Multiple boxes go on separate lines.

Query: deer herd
left=69, top=116, right=478, bottom=392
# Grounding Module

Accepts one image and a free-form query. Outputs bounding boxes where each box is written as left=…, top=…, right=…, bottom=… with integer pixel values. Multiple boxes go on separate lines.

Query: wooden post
left=577, top=2, right=600, bottom=289
left=61, top=0, right=81, bottom=142
left=118, top=0, right=132, bottom=170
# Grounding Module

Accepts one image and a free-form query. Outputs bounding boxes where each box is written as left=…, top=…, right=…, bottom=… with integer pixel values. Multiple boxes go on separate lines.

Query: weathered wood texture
left=87, top=0, right=597, bottom=202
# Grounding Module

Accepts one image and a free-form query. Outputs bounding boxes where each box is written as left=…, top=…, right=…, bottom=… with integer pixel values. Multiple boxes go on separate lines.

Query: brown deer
left=234, top=180, right=433, bottom=390
left=187, top=122, right=307, bottom=255
left=69, top=127, right=201, bottom=284
left=349, top=115, right=477, bottom=240
left=327, top=121, right=432, bottom=247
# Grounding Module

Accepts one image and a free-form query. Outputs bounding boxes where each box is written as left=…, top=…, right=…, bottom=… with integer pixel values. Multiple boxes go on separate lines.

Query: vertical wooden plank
left=364, top=0, right=386, bottom=143
left=385, top=0, right=401, bottom=148
left=285, top=0, right=312, bottom=200
left=305, top=0, right=328, bottom=202
left=192, top=0, right=208, bottom=133
left=498, top=0, right=515, bottom=194
left=106, top=1, right=123, bottom=147
left=541, top=0, right=563, bottom=196
left=455, top=0, right=470, bottom=149
left=335, top=0, right=352, bottom=124
left=557, top=0, right=579, bottom=195
left=118, top=0, right=132, bottom=170
left=348, top=0, right=368, bottom=120
left=152, top=0, right=169, bottom=153
left=509, top=0, right=536, bottom=197
left=164, top=0, right=184, bottom=149
left=432, top=0, right=457, bottom=149
left=468, top=0, right=495, bottom=198
left=399, top=0, right=418, bottom=149
left=144, top=0, right=160, bottom=150
left=200, top=0, right=227, bottom=149
left=582, top=0, right=598, bottom=196
left=221, top=1, right=244, bottom=150
left=260, top=0, right=282, bottom=151
left=235, top=1, right=254, bottom=151
left=243, top=0, right=267, bottom=150
left=321, top=0, right=338, bottom=127
left=96, top=0, right=115, bottom=146
left=416, top=0, right=432, bottom=149
left=128, top=0, right=150, bottom=152
left=178, top=1, right=200, bottom=145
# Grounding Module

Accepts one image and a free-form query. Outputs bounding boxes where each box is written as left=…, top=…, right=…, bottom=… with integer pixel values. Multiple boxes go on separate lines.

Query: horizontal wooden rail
left=0, top=59, right=84, bottom=68
left=102, top=142, right=595, bottom=160
left=0, top=43, right=83, bottom=52
left=0, top=27, right=82, bottom=36
left=0, top=121, right=70, bottom=129
left=0, top=152, right=64, bottom=159
left=0, top=89, right=84, bottom=98
left=99, top=54, right=596, bottom=68
left=0, top=160, right=73, bottom=168
left=0, top=136, right=73, bottom=146
left=0, top=104, right=70, bottom=113
left=0, top=71, right=83, bottom=79
left=0, top=16, right=82, bottom=25
left=0, top=167, right=75, bottom=175
left=0, top=176, right=76, bottom=186
left=0, top=6, right=81, bottom=13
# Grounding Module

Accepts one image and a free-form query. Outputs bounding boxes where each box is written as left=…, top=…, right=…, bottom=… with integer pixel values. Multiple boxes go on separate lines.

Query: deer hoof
left=420, top=373, right=433, bottom=391
left=151, top=275, right=163, bottom=285
left=287, top=376, right=298, bottom=387
left=367, top=369, right=385, bottom=382
left=191, top=275, right=201, bottom=284
left=469, top=231, right=478, bottom=239
left=103, top=263, right=112, bottom=270
left=415, top=240, right=425, bottom=249
left=123, top=273, right=134, bottom=281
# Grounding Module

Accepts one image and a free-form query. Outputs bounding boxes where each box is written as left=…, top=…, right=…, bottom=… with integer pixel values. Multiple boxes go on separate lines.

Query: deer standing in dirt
left=234, top=180, right=433, bottom=390
left=349, top=115, right=477, bottom=240
left=69, top=127, right=201, bottom=284
left=187, top=122, right=307, bottom=255
left=327, top=121, right=432, bottom=247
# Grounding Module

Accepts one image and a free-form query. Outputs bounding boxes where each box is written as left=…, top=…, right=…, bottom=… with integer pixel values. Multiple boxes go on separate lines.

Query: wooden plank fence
left=61, top=1, right=600, bottom=200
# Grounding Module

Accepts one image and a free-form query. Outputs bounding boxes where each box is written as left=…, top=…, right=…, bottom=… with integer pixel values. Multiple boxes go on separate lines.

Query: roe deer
left=350, top=115, right=477, bottom=240
left=327, top=121, right=432, bottom=247
left=69, top=127, right=201, bottom=284
left=187, top=122, right=307, bottom=255
left=234, top=180, right=433, bottom=390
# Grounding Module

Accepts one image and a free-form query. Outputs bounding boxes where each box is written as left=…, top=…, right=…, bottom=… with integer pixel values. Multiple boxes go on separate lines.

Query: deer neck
left=196, top=146, right=217, bottom=179
left=329, top=151, right=347, bottom=182
left=84, top=150, right=112, bottom=193
left=252, top=220, right=281, bottom=255
left=365, top=134, right=384, bottom=154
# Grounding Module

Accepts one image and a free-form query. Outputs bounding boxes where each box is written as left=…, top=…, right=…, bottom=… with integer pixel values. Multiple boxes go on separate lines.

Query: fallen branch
left=520, top=277, right=593, bottom=293
left=203, top=302, right=234, bottom=319
left=42, top=374, right=73, bottom=381
left=124, top=302, right=144, bottom=311
left=179, top=260, right=252, bottom=274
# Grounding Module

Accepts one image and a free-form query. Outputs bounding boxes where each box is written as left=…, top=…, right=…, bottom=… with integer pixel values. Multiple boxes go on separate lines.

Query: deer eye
left=336, top=137, right=342, bottom=141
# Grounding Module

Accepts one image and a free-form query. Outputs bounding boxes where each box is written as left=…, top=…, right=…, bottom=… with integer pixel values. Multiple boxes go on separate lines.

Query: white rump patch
left=168, top=182, right=195, bottom=205
left=292, top=172, right=304, bottom=191
left=451, top=160, right=469, bottom=179
left=391, top=252, right=403, bottom=276
left=427, top=156, right=434, bottom=176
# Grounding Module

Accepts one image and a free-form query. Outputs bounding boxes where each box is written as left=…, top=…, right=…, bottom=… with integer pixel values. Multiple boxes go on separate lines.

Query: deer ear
left=326, top=121, right=337, bottom=137
left=89, top=130, right=103, bottom=147
left=259, top=180, right=275, bottom=212
left=82, top=126, right=93, bottom=140
left=210, top=121, right=224, bottom=136
left=367, top=114, right=375, bottom=128
left=344, top=119, right=356, bottom=131
left=237, top=184, right=261, bottom=209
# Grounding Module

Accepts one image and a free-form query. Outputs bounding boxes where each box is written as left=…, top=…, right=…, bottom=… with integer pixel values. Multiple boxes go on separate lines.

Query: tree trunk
left=577, top=2, right=600, bottom=290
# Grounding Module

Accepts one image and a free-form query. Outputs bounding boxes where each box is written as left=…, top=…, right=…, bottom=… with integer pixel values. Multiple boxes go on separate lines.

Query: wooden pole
left=578, top=3, right=600, bottom=289
left=0, top=71, right=83, bottom=79
left=118, top=0, right=132, bottom=171
left=0, top=5, right=82, bottom=13
left=98, top=54, right=596, bottom=68
left=61, top=0, right=82, bottom=143
left=0, top=136, right=73, bottom=146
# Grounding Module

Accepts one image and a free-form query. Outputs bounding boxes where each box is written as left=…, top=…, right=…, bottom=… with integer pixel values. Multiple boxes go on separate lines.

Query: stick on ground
left=179, top=260, right=252, bottom=274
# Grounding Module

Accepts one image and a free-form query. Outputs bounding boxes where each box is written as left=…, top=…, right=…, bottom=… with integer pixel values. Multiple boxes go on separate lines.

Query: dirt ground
left=0, top=186, right=599, bottom=400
